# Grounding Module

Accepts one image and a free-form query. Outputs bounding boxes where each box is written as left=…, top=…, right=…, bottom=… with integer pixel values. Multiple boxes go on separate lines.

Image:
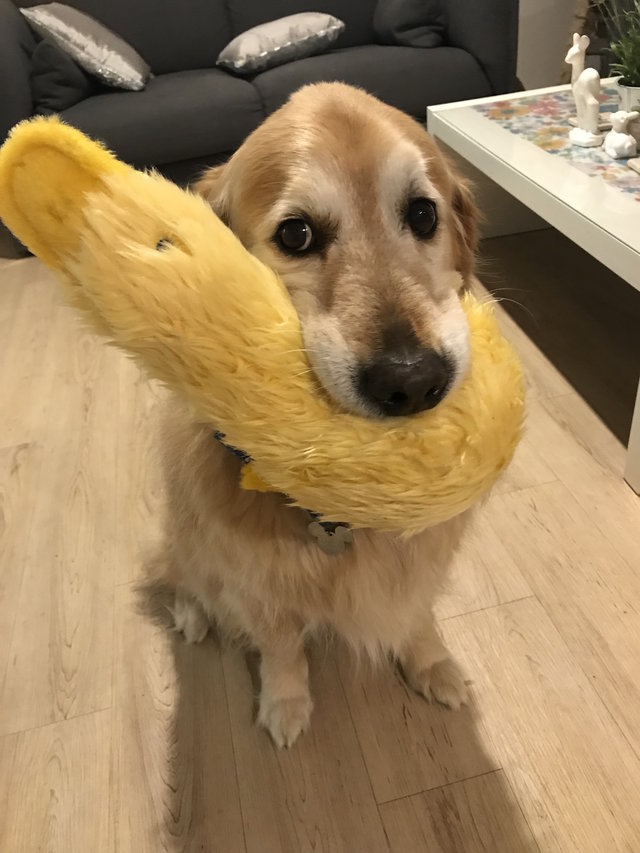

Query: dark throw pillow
left=374, top=0, right=445, bottom=49
left=30, top=38, right=96, bottom=115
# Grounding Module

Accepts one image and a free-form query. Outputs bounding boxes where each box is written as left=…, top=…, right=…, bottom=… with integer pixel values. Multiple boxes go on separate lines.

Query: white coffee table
left=428, top=82, right=640, bottom=494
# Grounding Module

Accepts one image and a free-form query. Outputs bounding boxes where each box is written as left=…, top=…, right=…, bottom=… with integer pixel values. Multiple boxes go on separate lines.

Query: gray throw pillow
left=217, top=12, right=345, bottom=75
left=374, top=0, right=444, bottom=49
left=21, top=3, right=150, bottom=91
left=30, top=38, right=96, bottom=115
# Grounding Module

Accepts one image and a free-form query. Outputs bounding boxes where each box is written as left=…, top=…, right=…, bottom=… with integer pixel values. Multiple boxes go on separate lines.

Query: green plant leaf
left=594, top=0, right=640, bottom=85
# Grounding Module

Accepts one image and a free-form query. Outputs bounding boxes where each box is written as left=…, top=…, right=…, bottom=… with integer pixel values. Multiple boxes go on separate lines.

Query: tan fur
left=194, top=84, right=478, bottom=384
left=160, top=83, right=479, bottom=747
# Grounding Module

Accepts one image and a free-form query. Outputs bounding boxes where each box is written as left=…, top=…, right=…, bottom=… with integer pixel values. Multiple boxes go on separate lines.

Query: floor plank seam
left=501, top=766, right=544, bottom=853
left=534, top=600, right=640, bottom=770
left=552, top=478, right=640, bottom=562
left=507, top=587, right=640, bottom=772
left=503, top=476, right=640, bottom=589
left=536, top=395, right=627, bottom=478
left=0, top=703, right=113, bottom=740
left=590, top=688, right=640, bottom=767
left=437, top=594, right=536, bottom=624
left=374, top=810, right=393, bottom=853
left=375, top=768, right=504, bottom=807
left=497, top=474, right=560, bottom=496
left=535, top=388, right=581, bottom=403
left=219, top=652, right=249, bottom=853
left=0, top=450, right=47, bottom=699
left=0, top=571, right=25, bottom=698
left=334, top=655, right=388, bottom=834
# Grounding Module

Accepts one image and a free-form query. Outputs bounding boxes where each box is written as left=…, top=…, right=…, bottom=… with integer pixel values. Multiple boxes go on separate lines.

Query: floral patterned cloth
left=474, top=88, right=640, bottom=202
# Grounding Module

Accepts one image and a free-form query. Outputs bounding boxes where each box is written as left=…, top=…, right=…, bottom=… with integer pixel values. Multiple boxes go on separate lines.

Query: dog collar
left=214, top=431, right=353, bottom=555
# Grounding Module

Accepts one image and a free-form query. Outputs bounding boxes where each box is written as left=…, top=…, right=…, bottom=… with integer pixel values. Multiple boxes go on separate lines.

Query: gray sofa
left=2, top=0, right=519, bottom=186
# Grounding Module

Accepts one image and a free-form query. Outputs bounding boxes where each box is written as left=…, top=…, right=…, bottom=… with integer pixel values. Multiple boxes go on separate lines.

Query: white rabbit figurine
left=565, top=33, right=603, bottom=147
left=604, top=110, right=639, bottom=158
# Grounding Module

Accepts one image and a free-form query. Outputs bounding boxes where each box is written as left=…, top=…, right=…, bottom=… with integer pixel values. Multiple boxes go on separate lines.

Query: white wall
left=517, top=0, right=577, bottom=89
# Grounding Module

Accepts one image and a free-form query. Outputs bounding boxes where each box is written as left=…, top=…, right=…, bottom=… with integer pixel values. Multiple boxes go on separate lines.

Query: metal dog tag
left=307, top=520, right=353, bottom=555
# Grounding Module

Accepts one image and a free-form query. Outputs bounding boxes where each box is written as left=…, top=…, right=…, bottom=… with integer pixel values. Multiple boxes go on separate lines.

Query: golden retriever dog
left=158, top=82, right=479, bottom=747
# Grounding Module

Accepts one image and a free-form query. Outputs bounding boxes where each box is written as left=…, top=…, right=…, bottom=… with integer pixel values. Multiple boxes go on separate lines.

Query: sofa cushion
left=225, top=0, right=376, bottom=49
left=253, top=45, right=492, bottom=118
left=373, top=0, right=444, bottom=49
left=18, top=0, right=232, bottom=74
left=61, top=68, right=263, bottom=166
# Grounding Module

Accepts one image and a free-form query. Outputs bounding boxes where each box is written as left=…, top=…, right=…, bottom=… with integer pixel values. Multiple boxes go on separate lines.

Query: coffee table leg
left=625, top=379, right=640, bottom=495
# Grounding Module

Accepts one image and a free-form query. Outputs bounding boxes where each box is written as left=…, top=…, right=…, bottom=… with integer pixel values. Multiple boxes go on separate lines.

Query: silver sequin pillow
left=217, top=12, right=345, bottom=75
left=21, top=3, right=150, bottom=91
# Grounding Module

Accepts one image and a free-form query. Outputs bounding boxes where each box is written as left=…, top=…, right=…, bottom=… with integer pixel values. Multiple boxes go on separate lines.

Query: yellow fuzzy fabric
left=0, top=118, right=525, bottom=533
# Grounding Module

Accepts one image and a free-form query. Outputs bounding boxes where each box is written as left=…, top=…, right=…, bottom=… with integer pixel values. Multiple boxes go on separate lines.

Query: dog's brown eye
left=275, top=218, right=314, bottom=254
left=407, top=198, right=437, bottom=239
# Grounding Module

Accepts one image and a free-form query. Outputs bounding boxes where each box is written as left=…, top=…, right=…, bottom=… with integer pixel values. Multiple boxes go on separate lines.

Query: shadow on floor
left=128, top=581, right=541, bottom=853
left=480, top=228, right=640, bottom=444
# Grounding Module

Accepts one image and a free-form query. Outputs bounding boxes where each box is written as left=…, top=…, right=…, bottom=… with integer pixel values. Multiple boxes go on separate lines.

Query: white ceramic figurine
left=565, top=33, right=603, bottom=147
left=604, top=110, right=639, bottom=158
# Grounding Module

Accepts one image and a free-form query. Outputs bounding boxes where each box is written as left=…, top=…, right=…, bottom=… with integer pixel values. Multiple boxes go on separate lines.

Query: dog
left=157, top=82, right=479, bottom=748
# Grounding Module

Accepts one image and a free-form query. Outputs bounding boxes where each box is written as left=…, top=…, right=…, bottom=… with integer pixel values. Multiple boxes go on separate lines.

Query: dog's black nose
left=359, top=348, right=452, bottom=416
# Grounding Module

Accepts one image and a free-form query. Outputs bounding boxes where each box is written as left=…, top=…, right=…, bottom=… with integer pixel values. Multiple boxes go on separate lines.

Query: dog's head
left=196, top=83, right=479, bottom=418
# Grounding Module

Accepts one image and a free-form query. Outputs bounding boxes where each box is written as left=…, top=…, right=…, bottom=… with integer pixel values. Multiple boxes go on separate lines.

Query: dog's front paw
left=258, top=694, right=313, bottom=748
left=407, top=657, right=468, bottom=710
left=171, top=593, right=209, bottom=644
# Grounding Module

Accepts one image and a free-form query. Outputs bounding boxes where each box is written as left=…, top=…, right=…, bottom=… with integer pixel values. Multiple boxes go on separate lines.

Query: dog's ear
left=450, top=174, right=480, bottom=287
left=193, top=164, right=230, bottom=226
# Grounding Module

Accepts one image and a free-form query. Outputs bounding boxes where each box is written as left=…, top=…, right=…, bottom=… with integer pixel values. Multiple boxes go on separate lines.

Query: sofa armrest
left=0, top=0, right=36, bottom=143
left=444, top=0, right=519, bottom=95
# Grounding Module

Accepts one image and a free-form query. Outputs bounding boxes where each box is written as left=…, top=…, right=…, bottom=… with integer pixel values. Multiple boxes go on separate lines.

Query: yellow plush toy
left=0, top=118, right=524, bottom=533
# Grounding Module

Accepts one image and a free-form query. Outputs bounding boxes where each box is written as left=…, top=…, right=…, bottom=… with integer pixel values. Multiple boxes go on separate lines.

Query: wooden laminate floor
left=1, top=233, right=640, bottom=853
